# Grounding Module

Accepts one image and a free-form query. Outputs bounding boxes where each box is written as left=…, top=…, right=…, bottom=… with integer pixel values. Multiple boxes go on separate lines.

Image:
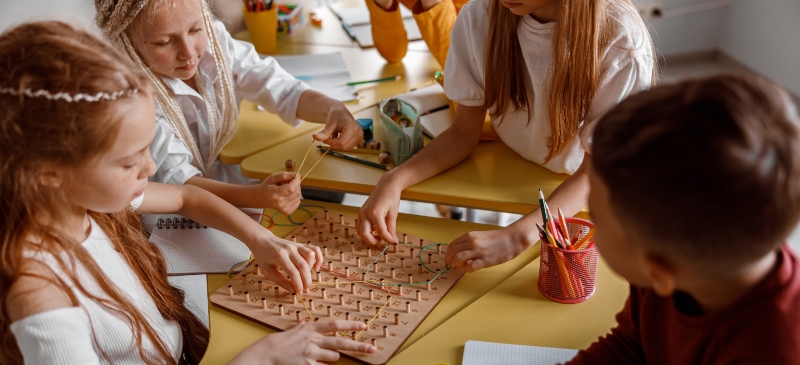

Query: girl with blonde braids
left=359, top=0, right=656, bottom=272
left=1, top=20, right=374, bottom=364
left=95, top=0, right=363, bottom=214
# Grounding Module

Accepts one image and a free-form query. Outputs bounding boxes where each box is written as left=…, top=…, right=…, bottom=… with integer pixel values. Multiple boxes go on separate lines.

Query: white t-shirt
left=444, top=0, right=655, bottom=174
left=150, top=20, right=312, bottom=185
left=10, top=206, right=182, bottom=364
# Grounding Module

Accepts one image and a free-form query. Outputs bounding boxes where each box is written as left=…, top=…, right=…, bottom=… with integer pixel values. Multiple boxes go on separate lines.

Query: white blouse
left=445, top=0, right=655, bottom=174
left=150, top=20, right=311, bottom=185
left=10, top=213, right=182, bottom=364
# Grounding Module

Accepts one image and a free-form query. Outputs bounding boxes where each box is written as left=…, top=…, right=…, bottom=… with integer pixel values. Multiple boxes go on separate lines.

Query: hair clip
left=0, top=87, right=138, bottom=103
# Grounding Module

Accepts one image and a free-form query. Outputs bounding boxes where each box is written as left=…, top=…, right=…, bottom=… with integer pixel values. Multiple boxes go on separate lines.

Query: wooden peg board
left=210, top=210, right=465, bottom=365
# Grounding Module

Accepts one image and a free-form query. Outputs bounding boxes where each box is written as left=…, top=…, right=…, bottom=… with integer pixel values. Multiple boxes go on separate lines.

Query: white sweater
left=10, top=213, right=182, bottom=364
left=444, top=0, right=655, bottom=174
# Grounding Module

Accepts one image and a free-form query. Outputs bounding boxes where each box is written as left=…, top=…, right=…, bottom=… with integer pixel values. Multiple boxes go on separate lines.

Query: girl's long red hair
left=0, top=21, right=208, bottom=364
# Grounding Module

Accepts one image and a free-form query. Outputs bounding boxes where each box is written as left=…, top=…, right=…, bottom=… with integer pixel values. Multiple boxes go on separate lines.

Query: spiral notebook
left=330, top=2, right=422, bottom=48
left=142, top=208, right=262, bottom=275
left=463, top=340, right=579, bottom=365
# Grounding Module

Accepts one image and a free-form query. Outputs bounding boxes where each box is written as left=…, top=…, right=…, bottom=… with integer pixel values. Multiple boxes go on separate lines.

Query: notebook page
left=396, top=83, right=448, bottom=112
left=462, top=340, right=579, bottom=365
left=348, top=18, right=421, bottom=47
left=331, top=3, right=414, bottom=26
left=143, top=208, right=261, bottom=275
left=167, top=274, right=210, bottom=328
left=420, top=109, right=452, bottom=138
left=272, top=53, right=357, bottom=102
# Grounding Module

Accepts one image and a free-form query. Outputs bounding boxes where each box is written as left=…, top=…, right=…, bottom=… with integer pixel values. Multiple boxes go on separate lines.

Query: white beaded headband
left=0, top=87, right=138, bottom=102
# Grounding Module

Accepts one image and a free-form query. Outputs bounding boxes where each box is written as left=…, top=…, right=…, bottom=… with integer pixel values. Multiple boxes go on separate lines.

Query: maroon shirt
left=567, top=245, right=800, bottom=365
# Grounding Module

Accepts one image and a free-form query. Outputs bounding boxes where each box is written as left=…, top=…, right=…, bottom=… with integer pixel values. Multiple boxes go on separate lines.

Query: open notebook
left=463, top=340, right=579, bottom=365
left=330, top=2, right=422, bottom=48
left=142, top=208, right=262, bottom=275
left=392, top=83, right=452, bottom=138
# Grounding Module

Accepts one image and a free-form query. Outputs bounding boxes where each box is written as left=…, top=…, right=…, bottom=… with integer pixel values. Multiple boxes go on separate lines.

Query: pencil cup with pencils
left=537, top=217, right=598, bottom=304
left=243, top=4, right=278, bottom=55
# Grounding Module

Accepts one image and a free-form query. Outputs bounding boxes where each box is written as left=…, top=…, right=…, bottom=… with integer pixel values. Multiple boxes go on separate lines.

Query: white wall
left=0, top=0, right=96, bottom=32
left=641, top=0, right=727, bottom=56
left=718, top=0, right=800, bottom=95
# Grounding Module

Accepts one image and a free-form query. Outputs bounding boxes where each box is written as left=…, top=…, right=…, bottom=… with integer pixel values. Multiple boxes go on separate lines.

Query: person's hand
left=312, top=103, right=363, bottom=150
left=252, top=235, right=322, bottom=294
left=229, top=320, right=376, bottom=365
left=259, top=172, right=302, bottom=215
left=357, top=179, right=402, bottom=245
left=444, top=226, right=534, bottom=272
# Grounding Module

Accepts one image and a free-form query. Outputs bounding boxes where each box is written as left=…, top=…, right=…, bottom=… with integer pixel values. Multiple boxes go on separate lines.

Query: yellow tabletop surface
left=390, top=255, right=629, bottom=364
left=238, top=105, right=570, bottom=214
left=220, top=43, right=441, bottom=165
left=199, top=201, right=577, bottom=364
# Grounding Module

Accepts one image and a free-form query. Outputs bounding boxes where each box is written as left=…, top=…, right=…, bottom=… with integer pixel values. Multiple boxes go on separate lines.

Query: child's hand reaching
left=229, top=320, right=376, bottom=365
left=312, top=104, right=364, bottom=151
left=259, top=172, right=302, bottom=215
left=444, top=227, right=533, bottom=272
left=253, top=236, right=323, bottom=294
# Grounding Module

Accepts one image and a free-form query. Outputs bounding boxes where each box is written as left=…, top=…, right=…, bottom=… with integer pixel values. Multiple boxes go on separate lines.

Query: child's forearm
left=175, top=185, right=270, bottom=246
left=138, top=182, right=271, bottom=247
left=184, top=175, right=264, bottom=209
left=378, top=103, right=485, bottom=192
left=296, top=90, right=346, bottom=124
left=507, top=154, right=592, bottom=249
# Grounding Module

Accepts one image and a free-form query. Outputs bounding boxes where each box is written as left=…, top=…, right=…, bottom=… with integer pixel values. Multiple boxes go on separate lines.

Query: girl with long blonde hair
left=359, top=0, right=656, bottom=271
left=95, top=0, right=364, bottom=214
left=0, top=21, right=373, bottom=364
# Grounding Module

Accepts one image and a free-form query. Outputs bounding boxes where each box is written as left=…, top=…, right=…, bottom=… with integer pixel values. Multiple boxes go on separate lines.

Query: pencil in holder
left=243, top=6, right=278, bottom=55
left=537, top=217, right=598, bottom=304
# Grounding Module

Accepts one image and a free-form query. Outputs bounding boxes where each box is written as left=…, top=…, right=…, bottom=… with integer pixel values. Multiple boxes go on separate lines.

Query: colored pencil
left=574, top=227, right=595, bottom=250
left=419, top=104, right=450, bottom=116
left=557, top=208, right=571, bottom=244
left=538, top=188, right=549, bottom=224
left=317, top=146, right=389, bottom=171
left=345, top=75, right=401, bottom=86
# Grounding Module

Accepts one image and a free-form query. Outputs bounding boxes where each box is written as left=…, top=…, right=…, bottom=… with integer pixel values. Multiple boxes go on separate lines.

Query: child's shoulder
left=7, top=258, right=74, bottom=323
left=457, top=0, right=490, bottom=21
left=603, top=3, right=653, bottom=58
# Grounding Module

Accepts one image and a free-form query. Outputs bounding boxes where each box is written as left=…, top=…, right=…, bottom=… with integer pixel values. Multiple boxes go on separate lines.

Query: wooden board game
left=210, top=210, right=465, bottom=364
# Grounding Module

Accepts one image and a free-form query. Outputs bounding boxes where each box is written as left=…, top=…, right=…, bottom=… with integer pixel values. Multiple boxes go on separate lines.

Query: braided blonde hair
left=95, top=0, right=239, bottom=178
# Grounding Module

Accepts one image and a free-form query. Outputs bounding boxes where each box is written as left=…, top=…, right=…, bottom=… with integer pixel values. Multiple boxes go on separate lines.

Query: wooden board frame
left=210, top=210, right=464, bottom=364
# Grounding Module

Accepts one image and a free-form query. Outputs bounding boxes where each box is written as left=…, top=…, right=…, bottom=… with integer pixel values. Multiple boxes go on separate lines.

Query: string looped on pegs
left=295, top=132, right=331, bottom=182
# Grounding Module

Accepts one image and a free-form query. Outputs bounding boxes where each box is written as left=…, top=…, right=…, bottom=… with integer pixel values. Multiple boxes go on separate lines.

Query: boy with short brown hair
left=569, top=74, right=800, bottom=364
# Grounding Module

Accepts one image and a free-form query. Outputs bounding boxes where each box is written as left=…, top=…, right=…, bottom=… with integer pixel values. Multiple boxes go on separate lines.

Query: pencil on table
left=345, top=75, right=401, bottom=86
left=317, top=146, right=390, bottom=171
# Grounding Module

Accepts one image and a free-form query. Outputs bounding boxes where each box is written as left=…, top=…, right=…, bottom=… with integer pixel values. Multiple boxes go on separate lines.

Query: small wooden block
left=378, top=152, right=391, bottom=165
left=285, top=159, right=295, bottom=171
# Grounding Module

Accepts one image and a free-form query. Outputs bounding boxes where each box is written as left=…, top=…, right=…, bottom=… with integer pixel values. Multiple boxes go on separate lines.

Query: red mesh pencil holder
left=537, top=217, right=598, bottom=304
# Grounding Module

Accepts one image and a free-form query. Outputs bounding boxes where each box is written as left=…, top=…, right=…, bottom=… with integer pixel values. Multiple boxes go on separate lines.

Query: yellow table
left=239, top=105, right=570, bottom=214
left=200, top=201, right=558, bottom=364
left=390, top=255, right=629, bottom=364
left=220, top=44, right=441, bottom=164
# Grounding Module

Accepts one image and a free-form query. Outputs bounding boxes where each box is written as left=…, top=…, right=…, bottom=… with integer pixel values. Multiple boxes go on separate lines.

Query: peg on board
left=378, top=152, right=391, bottom=165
